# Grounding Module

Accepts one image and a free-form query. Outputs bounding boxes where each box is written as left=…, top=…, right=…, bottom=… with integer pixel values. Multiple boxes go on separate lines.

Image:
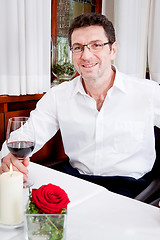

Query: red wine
left=7, top=141, right=35, bottom=158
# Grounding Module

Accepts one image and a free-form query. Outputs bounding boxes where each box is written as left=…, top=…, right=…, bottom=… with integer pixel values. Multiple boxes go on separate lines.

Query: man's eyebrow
left=72, top=42, right=82, bottom=46
left=90, top=40, right=102, bottom=42
left=72, top=40, right=102, bottom=46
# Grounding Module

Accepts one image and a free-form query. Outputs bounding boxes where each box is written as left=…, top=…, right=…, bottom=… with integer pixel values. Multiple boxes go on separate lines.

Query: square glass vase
left=24, top=213, right=67, bottom=240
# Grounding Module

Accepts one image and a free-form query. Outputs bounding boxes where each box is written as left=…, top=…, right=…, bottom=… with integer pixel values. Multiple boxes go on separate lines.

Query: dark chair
left=135, top=126, right=160, bottom=206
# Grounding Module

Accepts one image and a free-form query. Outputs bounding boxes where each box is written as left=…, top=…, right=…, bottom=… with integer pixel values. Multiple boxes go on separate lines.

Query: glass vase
left=24, top=213, right=67, bottom=240
left=51, top=35, right=76, bottom=85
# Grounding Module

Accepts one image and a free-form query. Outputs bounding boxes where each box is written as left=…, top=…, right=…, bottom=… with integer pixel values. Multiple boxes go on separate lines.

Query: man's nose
left=81, top=46, right=93, bottom=59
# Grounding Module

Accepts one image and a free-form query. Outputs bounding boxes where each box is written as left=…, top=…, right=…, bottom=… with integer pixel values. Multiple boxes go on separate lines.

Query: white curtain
left=0, top=0, right=51, bottom=95
left=102, top=0, right=160, bottom=83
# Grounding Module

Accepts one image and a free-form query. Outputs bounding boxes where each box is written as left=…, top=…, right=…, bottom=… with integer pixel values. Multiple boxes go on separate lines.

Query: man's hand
left=1, top=153, right=30, bottom=182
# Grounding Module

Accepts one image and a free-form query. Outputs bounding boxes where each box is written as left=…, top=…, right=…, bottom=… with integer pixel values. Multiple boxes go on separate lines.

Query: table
left=1, top=162, right=160, bottom=240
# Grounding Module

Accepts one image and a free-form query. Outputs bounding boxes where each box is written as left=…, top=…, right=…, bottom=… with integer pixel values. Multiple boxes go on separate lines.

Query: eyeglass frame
left=70, top=41, right=111, bottom=54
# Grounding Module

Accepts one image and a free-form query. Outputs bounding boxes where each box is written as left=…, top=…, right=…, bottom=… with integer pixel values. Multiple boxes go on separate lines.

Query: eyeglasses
left=70, top=41, right=111, bottom=54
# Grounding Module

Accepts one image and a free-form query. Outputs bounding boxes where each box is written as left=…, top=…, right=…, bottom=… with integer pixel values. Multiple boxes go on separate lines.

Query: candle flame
left=10, top=162, right=13, bottom=176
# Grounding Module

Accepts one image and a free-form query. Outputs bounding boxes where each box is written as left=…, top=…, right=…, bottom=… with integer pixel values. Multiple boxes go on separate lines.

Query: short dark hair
left=68, top=12, right=116, bottom=47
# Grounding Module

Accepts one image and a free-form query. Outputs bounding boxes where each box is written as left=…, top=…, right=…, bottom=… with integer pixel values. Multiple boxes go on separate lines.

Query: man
left=1, top=13, right=160, bottom=199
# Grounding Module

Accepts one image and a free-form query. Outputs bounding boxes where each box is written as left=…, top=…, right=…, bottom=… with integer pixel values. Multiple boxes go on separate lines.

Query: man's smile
left=82, top=63, right=98, bottom=68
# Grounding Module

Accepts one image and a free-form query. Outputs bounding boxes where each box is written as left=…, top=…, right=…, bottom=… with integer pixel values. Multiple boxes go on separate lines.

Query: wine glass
left=6, top=116, right=35, bottom=188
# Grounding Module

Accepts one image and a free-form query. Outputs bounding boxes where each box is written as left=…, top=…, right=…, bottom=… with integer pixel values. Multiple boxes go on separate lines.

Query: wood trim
left=51, top=0, right=57, bottom=38
left=0, top=94, right=43, bottom=104
left=96, top=0, right=102, bottom=13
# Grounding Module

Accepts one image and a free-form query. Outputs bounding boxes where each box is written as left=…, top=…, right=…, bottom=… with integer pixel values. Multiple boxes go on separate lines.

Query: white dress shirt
left=1, top=67, right=160, bottom=179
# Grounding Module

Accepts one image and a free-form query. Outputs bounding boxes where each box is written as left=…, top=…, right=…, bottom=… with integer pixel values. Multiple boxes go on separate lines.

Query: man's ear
left=110, top=41, right=117, bottom=61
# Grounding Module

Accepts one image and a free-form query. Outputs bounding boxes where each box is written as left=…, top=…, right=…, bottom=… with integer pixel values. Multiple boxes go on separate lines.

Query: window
left=51, top=0, right=102, bottom=81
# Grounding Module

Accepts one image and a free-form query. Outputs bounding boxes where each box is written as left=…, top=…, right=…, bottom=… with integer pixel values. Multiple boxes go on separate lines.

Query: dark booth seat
left=135, top=127, right=160, bottom=206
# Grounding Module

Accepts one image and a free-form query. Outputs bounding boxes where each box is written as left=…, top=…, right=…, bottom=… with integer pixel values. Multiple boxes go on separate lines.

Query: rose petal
left=31, top=184, right=70, bottom=214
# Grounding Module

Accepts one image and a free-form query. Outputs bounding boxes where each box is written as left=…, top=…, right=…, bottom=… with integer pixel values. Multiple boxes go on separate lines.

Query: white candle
left=0, top=167, right=23, bottom=225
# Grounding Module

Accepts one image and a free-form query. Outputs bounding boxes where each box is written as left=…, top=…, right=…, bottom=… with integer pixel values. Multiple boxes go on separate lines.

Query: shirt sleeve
left=153, top=82, right=160, bottom=127
left=1, top=87, right=59, bottom=159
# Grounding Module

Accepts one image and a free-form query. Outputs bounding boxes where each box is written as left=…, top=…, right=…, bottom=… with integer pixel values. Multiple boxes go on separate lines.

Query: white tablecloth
left=1, top=162, right=160, bottom=240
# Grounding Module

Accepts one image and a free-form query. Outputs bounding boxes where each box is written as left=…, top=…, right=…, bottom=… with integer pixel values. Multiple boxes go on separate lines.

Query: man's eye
left=73, top=46, right=82, bottom=51
left=92, top=43, right=101, bottom=48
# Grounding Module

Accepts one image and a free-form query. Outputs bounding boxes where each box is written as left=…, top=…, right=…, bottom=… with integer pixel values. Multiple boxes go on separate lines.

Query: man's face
left=71, top=25, right=117, bottom=82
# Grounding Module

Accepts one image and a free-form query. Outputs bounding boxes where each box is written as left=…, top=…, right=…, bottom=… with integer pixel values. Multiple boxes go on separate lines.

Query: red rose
left=31, top=184, right=70, bottom=214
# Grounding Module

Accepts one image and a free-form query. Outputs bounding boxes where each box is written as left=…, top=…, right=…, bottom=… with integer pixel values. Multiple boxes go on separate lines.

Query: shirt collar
left=72, top=65, right=127, bottom=97
left=112, top=65, right=127, bottom=94
left=72, top=75, right=87, bottom=96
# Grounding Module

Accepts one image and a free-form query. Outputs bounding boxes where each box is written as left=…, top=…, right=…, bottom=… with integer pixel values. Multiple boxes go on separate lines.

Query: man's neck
left=82, top=69, right=115, bottom=111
